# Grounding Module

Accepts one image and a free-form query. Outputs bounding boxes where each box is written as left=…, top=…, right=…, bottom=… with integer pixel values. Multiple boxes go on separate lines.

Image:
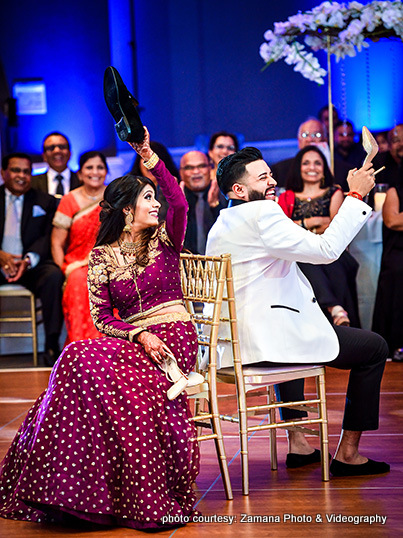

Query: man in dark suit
left=179, top=151, right=226, bottom=254
left=271, top=118, right=351, bottom=191
left=372, top=123, right=403, bottom=189
left=31, top=132, right=80, bottom=197
left=1, top=153, right=64, bottom=364
left=334, top=120, right=366, bottom=168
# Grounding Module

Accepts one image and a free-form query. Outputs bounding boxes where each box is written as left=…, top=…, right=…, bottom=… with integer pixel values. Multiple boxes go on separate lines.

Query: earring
left=320, top=177, right=325, bottom=187
left=123, top=211, right=133, bottom=232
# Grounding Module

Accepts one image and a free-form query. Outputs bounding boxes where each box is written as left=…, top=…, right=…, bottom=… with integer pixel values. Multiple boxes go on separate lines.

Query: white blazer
left=205, top=196, right=371, bottom=368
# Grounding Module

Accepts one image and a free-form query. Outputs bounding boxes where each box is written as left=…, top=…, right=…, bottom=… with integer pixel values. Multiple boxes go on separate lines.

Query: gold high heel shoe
left=362, top=126, right=379, bottom=165
left=160, top=350, right=204, bottom=400
left=362, top=126, right=386, bottom=177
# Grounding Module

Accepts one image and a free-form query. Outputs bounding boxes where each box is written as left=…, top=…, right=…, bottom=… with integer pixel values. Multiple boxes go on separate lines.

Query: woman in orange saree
left=51, top=151, right=107, bottom=344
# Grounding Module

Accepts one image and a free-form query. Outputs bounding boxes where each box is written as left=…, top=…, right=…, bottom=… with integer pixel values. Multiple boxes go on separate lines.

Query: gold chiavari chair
left=180, top=252, right=233, bottom=500
left=180, top=252, right=329, bottom=497
left=0, top=284, right=40, bottom=366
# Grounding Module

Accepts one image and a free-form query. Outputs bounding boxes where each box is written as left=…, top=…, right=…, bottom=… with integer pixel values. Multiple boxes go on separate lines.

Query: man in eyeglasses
left=0, top=153, right=64, bottom=365
left=179, top=150, right=227, bottom=254
left=271, top=118, right=350, bottom=191
left=31, top=132, right=80, bottom=197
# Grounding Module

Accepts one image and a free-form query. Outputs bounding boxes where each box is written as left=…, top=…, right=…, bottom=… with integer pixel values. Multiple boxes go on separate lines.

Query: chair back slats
left=180, top=253, right=232, bottom=371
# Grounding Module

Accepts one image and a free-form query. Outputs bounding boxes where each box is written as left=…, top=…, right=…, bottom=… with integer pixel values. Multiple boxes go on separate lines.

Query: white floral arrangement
left=259, top=1, right=403, bottom=84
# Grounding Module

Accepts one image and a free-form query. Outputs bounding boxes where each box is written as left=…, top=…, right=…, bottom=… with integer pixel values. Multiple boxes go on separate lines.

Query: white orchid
left=381, top=6, right=403, bottom=29
left=260, top=0, right=403, bottom=84
left=360, top=8, right=379, bottom=32
left=349, top=1, right=365, bottom=9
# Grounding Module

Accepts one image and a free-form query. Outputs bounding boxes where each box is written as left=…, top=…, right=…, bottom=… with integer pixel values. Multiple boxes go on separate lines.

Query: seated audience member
left=372, top=124, right=403, bottom=189
left=32, top=132, right=80, bottom=197
left=208, top=131, right=239, bottom=181
left=270, top=118, right=350, bottom=191
left=179, top=150, right=226, bottom=254
left=0, top=153, right=64, bottom=365
left=51, top=151, right=107, bottom=345
left=334, top=120, right=366, bottom=168
left=374, top=130, right=390, bottom=153
left=278, top=145, right=361, bottom=328
left=130, top=140, right=179, bottom=221
left=318, top=104, right=339, bottom=135
left=372, top=167, right=403, bottom=361
left=206, top=147, right=389, bottom=477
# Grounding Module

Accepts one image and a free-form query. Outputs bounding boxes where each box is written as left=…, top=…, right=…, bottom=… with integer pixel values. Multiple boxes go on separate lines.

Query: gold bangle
left=143, top=152, right=159, bottom=170
left=128, top=328, right=146, bottom=342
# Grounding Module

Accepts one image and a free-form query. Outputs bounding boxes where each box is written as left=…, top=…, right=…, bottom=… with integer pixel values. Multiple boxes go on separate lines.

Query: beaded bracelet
left=143, top=152, right=160, bottom=170
left=347, top=191, right=363, bottom=201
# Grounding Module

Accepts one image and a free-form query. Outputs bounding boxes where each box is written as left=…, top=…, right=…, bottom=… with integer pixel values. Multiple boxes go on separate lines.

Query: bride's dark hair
left=95, top=174, right=157, bottom=266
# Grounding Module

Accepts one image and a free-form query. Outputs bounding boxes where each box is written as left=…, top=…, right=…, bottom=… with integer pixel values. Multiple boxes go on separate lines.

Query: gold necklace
left=117, top=240, right=144, bottom=313
left=118, top=237, right=141, bottom=256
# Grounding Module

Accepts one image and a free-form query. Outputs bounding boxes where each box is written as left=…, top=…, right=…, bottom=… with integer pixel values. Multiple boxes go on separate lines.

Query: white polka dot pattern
left=0, top=321, right=199, bottom=530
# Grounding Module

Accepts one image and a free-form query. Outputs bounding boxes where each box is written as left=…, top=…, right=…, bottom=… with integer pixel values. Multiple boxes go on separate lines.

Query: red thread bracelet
left=347, top=191, right=363, bottom=201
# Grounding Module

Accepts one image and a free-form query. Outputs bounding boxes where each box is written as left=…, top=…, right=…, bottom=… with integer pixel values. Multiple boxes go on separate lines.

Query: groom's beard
left=247, top=187, right=266, bottom=201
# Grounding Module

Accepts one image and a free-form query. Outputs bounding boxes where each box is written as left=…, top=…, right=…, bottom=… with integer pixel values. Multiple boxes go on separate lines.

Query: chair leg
left=236, top=386, right=249, bottom=496
left=317, top=373, right=330, bottom=481
left=208, top=400, right=233, bottom=500
left=268, top=385, right=278, bottom=471
left=30, top=294, right=38, bottom=367
left=194, top=396, right=207, bottom=439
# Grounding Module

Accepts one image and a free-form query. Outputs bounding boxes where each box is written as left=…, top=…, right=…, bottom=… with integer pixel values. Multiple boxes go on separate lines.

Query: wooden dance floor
left=0, top=362, right=402, bottom=537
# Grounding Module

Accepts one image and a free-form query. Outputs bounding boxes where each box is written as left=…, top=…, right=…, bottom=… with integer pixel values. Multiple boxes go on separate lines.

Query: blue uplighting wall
left=131, top=0, right=403, bottom=146
left=0, top=0, right=402, bottom=161
left=0, top=0, right=115, bottom=167
left=132, top=0, right=330, bottom=146
left=331, top=38, right=403, bottom=131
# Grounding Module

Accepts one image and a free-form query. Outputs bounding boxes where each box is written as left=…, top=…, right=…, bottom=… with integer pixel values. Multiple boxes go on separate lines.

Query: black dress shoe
left=286, top=448, right=322, bottom=468
left=330, top=458, right=390, bottom=477
left=103, top=66, right=145, bottom=143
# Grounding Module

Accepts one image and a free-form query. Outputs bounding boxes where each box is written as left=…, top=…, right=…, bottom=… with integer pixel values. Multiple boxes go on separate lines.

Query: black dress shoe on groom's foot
left=103, top=66, right=145, bottom=143
left=286, top=448, right=322, bottom=468
left=330, top=458, right=390, bottom=477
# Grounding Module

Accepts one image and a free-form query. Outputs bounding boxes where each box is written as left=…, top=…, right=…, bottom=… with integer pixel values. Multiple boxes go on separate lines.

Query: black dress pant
left=272, top=326, right=388, bottom=431
left=0, top=260, right=64, bottom=349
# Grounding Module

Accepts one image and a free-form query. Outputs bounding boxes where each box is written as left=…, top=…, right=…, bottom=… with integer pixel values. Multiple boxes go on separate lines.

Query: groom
left=205, top=147, right=389, bottom=477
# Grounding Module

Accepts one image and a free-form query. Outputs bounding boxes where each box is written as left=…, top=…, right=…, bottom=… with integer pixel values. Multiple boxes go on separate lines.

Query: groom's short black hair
left=216, top=147, right=263, bottom=195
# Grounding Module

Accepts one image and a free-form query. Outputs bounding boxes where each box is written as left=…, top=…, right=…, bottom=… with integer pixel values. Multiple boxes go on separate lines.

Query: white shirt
left=47, top=168, right=71, bottom=196
left=2, top=188, right=39, bottom=268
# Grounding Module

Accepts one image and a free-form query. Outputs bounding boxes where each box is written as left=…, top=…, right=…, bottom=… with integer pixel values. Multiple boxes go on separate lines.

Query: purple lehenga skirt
left=0, top=319, right=199, bottom=530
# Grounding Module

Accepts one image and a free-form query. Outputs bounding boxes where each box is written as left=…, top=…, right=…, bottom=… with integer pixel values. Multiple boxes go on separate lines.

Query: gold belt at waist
left=127, top=311, right=192, bottom=328
left=124, top=300, right=184, bottom=324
